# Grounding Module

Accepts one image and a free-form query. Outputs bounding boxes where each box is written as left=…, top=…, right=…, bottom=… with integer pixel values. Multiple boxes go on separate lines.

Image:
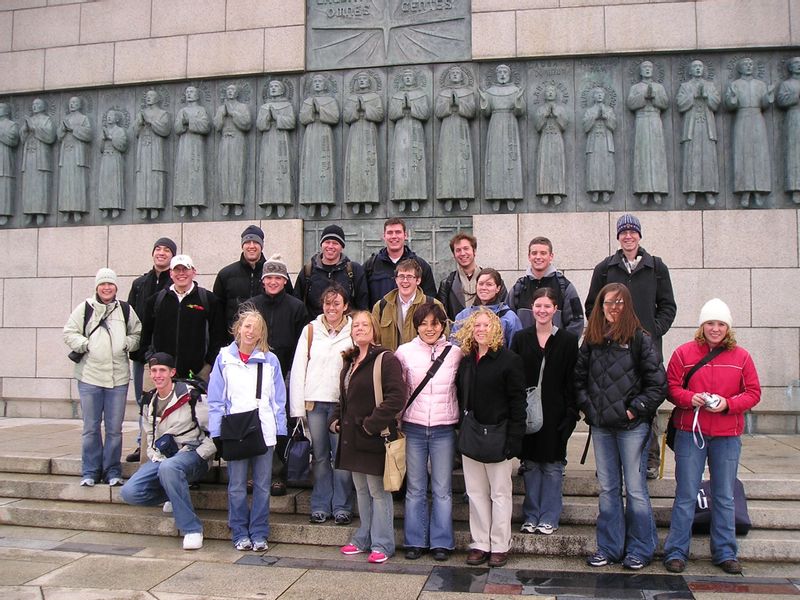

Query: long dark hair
left=584, top=283, right=642, bottom=346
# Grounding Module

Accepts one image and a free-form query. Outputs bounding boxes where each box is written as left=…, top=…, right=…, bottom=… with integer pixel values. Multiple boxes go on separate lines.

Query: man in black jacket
left=584, top=214, right=676, bottom=479
left=213, top=224, right=268, bottom=341
left=125, top=236, right=176, bottom=462
left=250, top=254, right=308, bottom=496
left=364, top=217, right=436, bottom=306
left=293, top=224, right=368, bottom=318
left=140, top=254, right=225, bottom=381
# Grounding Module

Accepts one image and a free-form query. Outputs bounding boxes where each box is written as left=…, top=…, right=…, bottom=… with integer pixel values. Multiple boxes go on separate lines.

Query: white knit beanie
left=95, top=267, right=118, bottom=288
left=698, top=298, right=732, bottom=328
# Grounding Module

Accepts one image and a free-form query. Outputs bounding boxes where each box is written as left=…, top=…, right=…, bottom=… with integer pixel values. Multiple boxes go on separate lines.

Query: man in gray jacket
left=120, top=353, right=216, bottom=550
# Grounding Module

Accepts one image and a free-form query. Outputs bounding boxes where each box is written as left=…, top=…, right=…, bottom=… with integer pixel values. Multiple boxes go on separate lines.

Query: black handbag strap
left=682, top=346, right=725, bottom=389
left=406, top=345, right=452, bottom=411
left=256, top=362, right=263, bottom=399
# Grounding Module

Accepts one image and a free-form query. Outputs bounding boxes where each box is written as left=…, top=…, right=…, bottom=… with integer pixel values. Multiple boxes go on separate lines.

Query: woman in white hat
left=63, top=268, right=141, bottom=487
left=662, top=298, right=761, bottom=575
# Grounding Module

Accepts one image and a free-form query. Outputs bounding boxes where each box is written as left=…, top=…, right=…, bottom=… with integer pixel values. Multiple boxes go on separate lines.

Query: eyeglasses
left=603, top=299, right=625, bottom=307
left=395, top=274, right=417, bottom=281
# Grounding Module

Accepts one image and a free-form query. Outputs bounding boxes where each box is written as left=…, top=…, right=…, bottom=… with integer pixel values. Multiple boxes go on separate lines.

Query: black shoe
left=431, top=548, right=450, bottom=562
left=405, top=547, right=424, bottom=560
left=125, top=448, right=140, bottom=462
left=664, top=558, right=686, bottom=573
left=334, top=513, right=352, bottom=525
left=271, top=480, right=287, bottom=497
left=718, top=559, right=742, bottom=574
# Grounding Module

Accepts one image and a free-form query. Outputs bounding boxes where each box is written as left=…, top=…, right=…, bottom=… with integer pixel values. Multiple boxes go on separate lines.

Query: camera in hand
left=700, top=392, right=722, bottom=409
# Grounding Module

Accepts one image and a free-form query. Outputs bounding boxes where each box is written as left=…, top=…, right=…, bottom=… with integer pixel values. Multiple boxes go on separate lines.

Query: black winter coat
left=574, top=330, right=667, bottom=429
left=365, top=246, right=436, bottom=307
left=126, top=268, right=171, bottom=362
left=140, top=285, right=225, bottom=379
left=249, top=290, right=308, bottom=378
left=584, top=248, right=676, bottom=357
left=293, top=253, right=369, bottom=318
left=456, top=347, right=527, bottom=459
left=334, top=346, right=407, bottom=476
left=213, top=253, right=267, bottom=337
left=510, top=327, right=579, bottom=463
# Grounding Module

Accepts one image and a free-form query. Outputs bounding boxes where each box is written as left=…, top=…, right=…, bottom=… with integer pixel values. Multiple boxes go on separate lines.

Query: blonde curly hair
left=454, top=307, right=504, bottom=354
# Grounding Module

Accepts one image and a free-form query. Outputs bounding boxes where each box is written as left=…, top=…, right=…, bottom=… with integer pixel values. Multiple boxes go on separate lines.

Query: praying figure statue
left=299, top=74, right=339, bottom=217
left=98, top=110, right=128, bottom=220
left=724, top=57, right=775, bottom=207
left=21, top=98, right=55, bottom=226
left=389, top=69, right=429, bottom=213
left=583, top=87, right=616, bottom=204
left=0, top=103, right=20, bottom=226
left=343, top=71, right=384, bottom=215
left=533, top=84, right=568, bottom=206
left=214, top=84, right=252, bottom=216
left=480, top=64, right=525, bottom=211
left=435, top=65, right=476, bottom=211
left=777, top=57, right=800, bottom=205
left=627, top=61, right=669, bottom=205
left=174, top=85, right=211, bottom=218
left=676, top=60, right=720, bottom=207
left=135, top=89, right=171, bottom=220
left=57, top=96, right=92, bottom=223
left=257, top=79, right=296, bottom=217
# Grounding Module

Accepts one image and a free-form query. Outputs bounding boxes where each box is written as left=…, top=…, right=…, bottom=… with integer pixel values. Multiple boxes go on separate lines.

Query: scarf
left=457, top=264, right=479, bottom=308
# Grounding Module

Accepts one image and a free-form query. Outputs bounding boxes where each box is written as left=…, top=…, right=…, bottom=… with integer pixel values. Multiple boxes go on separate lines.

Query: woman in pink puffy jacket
left=395, top=302, right=462, bottom=562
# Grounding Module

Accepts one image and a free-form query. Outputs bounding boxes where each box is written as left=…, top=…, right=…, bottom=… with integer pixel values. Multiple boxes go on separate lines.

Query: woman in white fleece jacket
left=290, top=284, right=355, bottom=524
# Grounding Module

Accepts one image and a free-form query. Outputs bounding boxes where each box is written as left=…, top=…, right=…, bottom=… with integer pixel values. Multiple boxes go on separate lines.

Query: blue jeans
left=307, top=402, right=353, bottom=516
left=521, top=460, right=565, bottom=527
left=132, top=361, right=145, bottom=445
left=227, top=447, right=274, bottom=543
left=592, top=422, right=657, bottom=563
left=120, top=449, right=209, bottom=534
left=77, top=381, right=129, bottom=481
left=351, top=471, right=395, bottom=556
left=664, top=430, right=741, bottom=564
left=403, top=423, right=455, bottom=550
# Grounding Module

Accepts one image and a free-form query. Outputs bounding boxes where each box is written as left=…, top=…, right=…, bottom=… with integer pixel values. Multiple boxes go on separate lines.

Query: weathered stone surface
left=0, top=229, right=38, bottom=278
left=0, top=50, right=44, bottom=94
left=37, top=227, right=109, bottom=278
left=3, top=378, right=72, bottom=401
left=669, top=268, right=751, bottom=328
left=12, top=5, right=80, bottom=51
left=736, top=327, right=799, bottom=387
left=0, top=329, right=35, bottom=376
left=187, top=29, right=265, bottom=79
left=697, top=0, right=791, bottom=48
left=704, top=209, right=798, bottom=268
left=151, top=0, right=226, bottom=37
left=114, top=37, right=188, bottom=85
left=605, top=2, right=696, bottom=52
left=473, top=214, right=518, bottom=270
left=108, top=224, right=182, bottom=278
left=517, top=7, right=604, bottom=57
left=520, top=212, right=609, bottom=271
left=474, top=0, right=555, bottom=11
left=227, top=0, right=305, bottom=29
left=264, top=26, right=305, bottom=73
left=44, top=44, right=114, bottom=90
left=472, top=11, right=516, bottom=60
left=79, top=0, right=152, bottom=44
left=0, top=12, right=11, bottom=53
left=5, top=278, right=71, bottom=328
left=752, top=269, right=800, bottom=327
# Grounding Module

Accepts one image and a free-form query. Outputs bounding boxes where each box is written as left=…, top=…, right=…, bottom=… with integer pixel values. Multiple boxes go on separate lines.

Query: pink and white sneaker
left=340, top=544, right=365, bottom=555
left=368, top=551, right=389, bottom=563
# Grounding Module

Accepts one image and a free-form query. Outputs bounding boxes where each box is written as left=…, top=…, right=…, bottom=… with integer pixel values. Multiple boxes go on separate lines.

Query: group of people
left=63, top=215, right=760, bottom=574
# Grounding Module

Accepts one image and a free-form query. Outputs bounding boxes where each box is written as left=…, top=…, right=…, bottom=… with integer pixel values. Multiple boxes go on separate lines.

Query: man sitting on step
left=120, top=353, right=216, bottom=550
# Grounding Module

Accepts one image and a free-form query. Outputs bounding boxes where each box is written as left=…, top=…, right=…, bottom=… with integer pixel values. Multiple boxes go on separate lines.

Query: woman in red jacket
left=663, top=298, right=760, bottom=575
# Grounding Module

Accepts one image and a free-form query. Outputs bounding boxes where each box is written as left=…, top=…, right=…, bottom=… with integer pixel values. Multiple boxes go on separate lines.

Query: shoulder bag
left=524, top=356, right=545, bottom=434
left=457, top=357, right=507, bottom=464
left=220, top=362, right=269, bottom=461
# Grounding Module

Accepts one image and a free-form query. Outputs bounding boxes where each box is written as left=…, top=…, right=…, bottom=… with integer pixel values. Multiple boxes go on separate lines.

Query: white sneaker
left=183, top=532, right=203, bottom=550
left=163, top=501, right=173, bottom=513
left=536, top=523, right=556, bottom=535
left=519, top=522, right=537, bottom=534
left=80, top=478, right=95, bottom=487
left=252, top=539, right=268, bottom=552
left=107, top=477, right=124, bottom=487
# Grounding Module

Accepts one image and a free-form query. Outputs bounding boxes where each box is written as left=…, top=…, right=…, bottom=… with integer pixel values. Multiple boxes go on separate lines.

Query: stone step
left=1, top=471, right=799, bottom=531
left=1, top=497, right=797, bottom=562
left=6, top=454, right=800, bottom=501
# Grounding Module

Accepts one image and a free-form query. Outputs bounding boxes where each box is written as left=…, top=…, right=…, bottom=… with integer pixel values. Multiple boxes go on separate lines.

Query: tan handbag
left=372, top=352, right=406, bottom=492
